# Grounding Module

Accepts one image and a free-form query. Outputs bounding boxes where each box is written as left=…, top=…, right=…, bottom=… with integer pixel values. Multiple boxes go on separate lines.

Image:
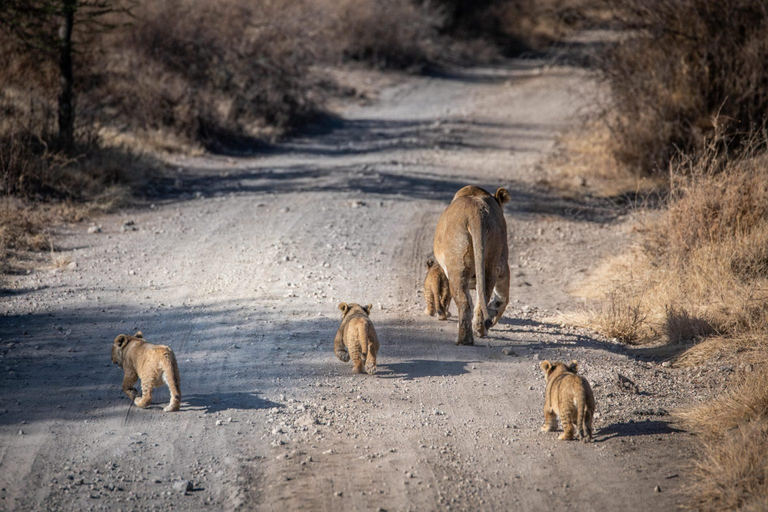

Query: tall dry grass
left=600, top=0, right=768, bottom=175
left=567, top=140, right=768, bottom=509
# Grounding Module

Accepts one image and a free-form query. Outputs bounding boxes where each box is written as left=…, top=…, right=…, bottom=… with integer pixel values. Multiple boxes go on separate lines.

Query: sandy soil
left=0, top=55, right=702, bottom=511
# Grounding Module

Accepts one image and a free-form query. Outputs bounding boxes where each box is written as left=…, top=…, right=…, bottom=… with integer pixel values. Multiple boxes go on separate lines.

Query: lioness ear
left=363, top=304, right=372, bottom=315
left=426, top=258, right=435, bottom=268
left=495, top=188, right=510, bottom=205
left=338, top=302, right=349, bottom=314
left=114, top=334, right=128, bottom=348
left=134, top=331, right=143, bottom=338
left=540, top=360, right=552, bottom=374
left=569, top=360, right=579, bottom=373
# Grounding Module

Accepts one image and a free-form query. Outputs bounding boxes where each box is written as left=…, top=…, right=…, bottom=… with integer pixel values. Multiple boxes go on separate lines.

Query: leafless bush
left=601, top=0, right=768, bottom=175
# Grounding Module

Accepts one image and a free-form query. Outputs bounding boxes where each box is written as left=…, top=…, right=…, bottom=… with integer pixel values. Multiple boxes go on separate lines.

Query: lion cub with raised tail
left=424, top=258, right=451, bottom=320
left=540, top=360, right=595, bottom=442
left=111, top=331, right=181, bottom=412
left=334, top=303, right=380, bottom=374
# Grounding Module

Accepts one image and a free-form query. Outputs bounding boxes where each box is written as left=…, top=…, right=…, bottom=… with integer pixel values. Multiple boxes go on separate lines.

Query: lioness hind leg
left=473, top=270, right=496, bottom=337
left=450, top=272, right=474, bottom=345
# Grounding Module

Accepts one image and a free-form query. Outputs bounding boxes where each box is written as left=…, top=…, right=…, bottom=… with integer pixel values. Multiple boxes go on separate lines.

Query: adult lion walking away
left=433, top=185, right=511, bottom=345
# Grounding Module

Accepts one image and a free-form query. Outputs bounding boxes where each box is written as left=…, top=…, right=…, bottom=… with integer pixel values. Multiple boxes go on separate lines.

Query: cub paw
left=425, top=308, right=435, bottom=317
left=365, top=364, right=377, bottom=375
left=337, top=350, right=350, bottom=362
left=133, top=398, right=149, bottom=408
left=558, top=432, right=575, bottom=441
left=163, top=403, right=180, bottom=412
left=541, top=423, right=555, bottom=432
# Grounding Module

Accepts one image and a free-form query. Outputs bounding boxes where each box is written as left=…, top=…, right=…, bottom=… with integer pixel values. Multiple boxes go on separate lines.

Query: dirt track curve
left=1, top=53, right=694, bottom=511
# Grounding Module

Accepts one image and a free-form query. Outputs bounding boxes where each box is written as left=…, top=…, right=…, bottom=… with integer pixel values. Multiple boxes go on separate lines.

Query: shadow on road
left=184, top=392, right=281, bottom=414
left=596, top=420, right=685, bottom=443
left=379, top=359, right=476, bottom=380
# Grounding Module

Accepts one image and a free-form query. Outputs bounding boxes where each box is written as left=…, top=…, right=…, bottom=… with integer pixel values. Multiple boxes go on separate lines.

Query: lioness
left=334, top=303, right=380, bottom=374
left=540, top=360, right=595, bottom=442
left=111, top=331, right=181, bottom=412
left=433, top=185, right=511, bottom=345
left=424, top=258, right=451, bottom=320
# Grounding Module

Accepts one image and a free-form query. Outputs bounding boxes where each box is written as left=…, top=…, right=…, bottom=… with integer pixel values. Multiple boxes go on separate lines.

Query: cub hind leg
left=134, top=379, right=154, bottom=408
left=558, top=404, right=577, bottom=440
left=364, top=331, right=379, bottom=375
left=541, top=408, right=558, bottom=432
left=163, top=354, right=181, bottom=412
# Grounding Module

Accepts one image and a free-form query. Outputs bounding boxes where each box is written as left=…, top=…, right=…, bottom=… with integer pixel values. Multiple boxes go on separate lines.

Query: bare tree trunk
left=58, top=0, right=75, bottom=152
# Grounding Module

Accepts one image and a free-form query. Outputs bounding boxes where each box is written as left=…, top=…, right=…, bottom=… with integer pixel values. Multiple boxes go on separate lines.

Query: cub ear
left=114, top=334, right=128, bottom=348
left=569, top=360, right=579, bottom=373
left=363, top=304, right=373, bottom=315
left=540, top=360, right=552, bottom=374
left=495, top=188, right=511, bottom=205
left=426, top=258, right=435, bottom=268
left=338, top=302, right=349, bottom=314
left=134, top=331, right=143, bottom=338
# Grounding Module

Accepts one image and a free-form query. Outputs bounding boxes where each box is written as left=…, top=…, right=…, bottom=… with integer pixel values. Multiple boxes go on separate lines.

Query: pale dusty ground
left=0, top=56, right=703, bottom=511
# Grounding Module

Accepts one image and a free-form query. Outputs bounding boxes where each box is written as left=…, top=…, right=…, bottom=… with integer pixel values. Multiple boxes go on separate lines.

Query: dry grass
left=678, top=367, right=768, bottom=510
left=570, top=290, right=648, bottom=344
left=545, top=119, right=664, bottom=197
left=600, top=0, right=768, bottom=175
left=678, top=365, right=768, bottom=439
left=686, top=416, right=768, bottom=511
left=565, top=140, right=768, bottom=509
left=570, top=141, right=768, bottom=353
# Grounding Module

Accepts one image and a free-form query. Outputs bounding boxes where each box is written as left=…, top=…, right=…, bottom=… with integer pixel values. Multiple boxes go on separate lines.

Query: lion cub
left=424, top=258, right=451, bottom=320
left=111, top=331, right=181, bottom=412
left=540, top=360, right=595, bottom=442
left=334, top=303, right=380, bottom=374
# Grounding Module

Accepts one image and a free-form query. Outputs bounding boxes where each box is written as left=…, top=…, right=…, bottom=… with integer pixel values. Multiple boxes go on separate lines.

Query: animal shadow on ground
left=183, top=392, right=281, bottom=414
left=378, top=359, right=475, bottom=381
left=595, top=420, right=684, bottom=443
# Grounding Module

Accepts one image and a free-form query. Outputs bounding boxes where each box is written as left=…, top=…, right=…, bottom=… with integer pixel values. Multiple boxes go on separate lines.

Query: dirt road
left=1, top=55, right=694, bottom=511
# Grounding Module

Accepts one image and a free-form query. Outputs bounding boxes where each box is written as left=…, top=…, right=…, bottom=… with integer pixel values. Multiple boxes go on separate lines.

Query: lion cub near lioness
left=334, top=303, right=380, bottom=374
left=424, top=258, right=451, bottom=320
left=111, top=331, right=181, bottom=412
left=540, top=360, right=595, bottom=442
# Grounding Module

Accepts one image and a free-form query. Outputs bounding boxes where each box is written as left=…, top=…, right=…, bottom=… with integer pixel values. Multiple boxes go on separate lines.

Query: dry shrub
left=664, top=305, right=715, bottom=344
left=333, top=0, right=443, bottom=69
left=437, top=0, right=604, bottom=54
left=545, top=119, right=664, bottom=197
left=589, top=291, right=647, bottom=344
left=678, top=364, right=768, bottom=438
left=679, top=367, right=768, bottom=510
left=602, top=0, right=768, bottom=175
left=96, top=0, right=325, bottom=147
left=686, top=416, right=768, bottom=511
left=570, top=139, right=768, bottom=353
